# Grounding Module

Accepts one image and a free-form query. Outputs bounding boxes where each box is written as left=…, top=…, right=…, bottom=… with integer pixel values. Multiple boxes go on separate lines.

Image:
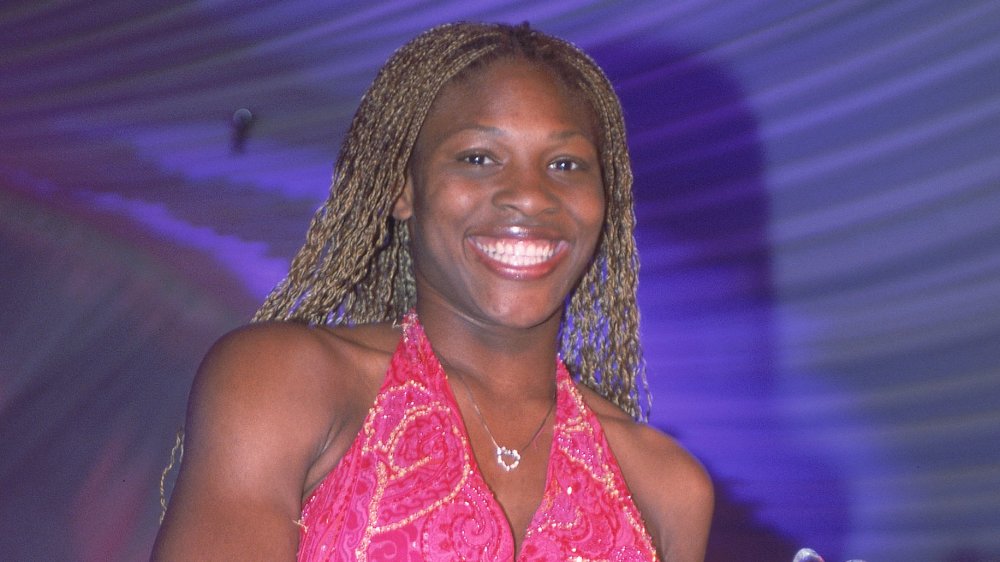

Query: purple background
left=2, top=2, right=999, bottom=561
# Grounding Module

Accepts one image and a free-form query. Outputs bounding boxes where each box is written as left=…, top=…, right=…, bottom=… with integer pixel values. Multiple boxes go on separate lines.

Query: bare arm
left=151, top=324, right=352, bottom=560
left=582, top=390, right=714, bottom=562
left=617, top=423, right=714, bottom=561
left=641, top=432, right=714, bottom=562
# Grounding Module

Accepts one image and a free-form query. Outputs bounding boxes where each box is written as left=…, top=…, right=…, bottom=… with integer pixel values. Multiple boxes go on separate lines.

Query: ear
left=392, top=175, right=415, bottom=221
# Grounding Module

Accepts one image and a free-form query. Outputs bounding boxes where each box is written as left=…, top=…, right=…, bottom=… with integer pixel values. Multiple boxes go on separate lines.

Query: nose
left=491, top=164, right=559, bottom=217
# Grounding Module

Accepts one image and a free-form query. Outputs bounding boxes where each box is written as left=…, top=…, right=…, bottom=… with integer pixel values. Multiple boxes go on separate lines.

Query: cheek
left=580, top=188, right=606, bottom=246
left=407, top=187, right=468, bottom=257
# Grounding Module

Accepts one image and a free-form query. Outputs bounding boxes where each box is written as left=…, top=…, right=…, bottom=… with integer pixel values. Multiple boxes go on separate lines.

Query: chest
left=297, top=372, right=655, bottom=561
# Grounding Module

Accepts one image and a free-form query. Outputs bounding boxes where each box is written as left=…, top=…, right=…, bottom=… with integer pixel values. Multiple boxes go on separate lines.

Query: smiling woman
left=152, top=22, right=713, bottom=561
left=393, top=59, right=606, bottom=328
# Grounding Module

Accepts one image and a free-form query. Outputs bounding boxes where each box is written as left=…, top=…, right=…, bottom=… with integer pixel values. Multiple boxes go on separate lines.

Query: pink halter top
left=297, top=313, right=657, bottom=561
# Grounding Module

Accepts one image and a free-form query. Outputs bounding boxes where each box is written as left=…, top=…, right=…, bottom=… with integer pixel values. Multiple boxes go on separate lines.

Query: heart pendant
left=495, top=446, right=521, bottom=471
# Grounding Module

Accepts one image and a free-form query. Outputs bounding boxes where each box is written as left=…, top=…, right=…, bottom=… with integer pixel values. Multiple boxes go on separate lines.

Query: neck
left=414, top=300, right=562, bottom=399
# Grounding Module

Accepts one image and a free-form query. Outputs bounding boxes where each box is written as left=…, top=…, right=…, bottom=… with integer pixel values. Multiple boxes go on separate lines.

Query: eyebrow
left=451, top=124, right=591, bottom=141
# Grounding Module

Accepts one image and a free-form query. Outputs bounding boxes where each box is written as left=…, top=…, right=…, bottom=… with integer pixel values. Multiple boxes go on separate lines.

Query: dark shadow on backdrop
left=589, top=38, right=848, bottom=560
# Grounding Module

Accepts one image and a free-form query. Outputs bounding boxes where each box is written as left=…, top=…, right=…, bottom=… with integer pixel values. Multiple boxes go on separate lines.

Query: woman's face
left=394, top=58, right=605, bottom=330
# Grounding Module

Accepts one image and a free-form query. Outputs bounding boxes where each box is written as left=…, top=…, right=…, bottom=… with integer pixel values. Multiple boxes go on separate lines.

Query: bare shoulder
left=192, top=320, right=398, bottom=415
left=577, top=385, right=714, bottom=562
left=185, top=321, right=393, bottom=443
left=153, top=320, right=399, bottom=560
left=185, top=320, right=401, bottom=489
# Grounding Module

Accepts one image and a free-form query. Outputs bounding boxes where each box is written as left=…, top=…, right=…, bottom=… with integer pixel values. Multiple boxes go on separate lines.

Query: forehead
left=453, top=58, right=584, bottom=104
left=419, top=58, right=599, bottom=140
left=450, top=56, right=573, bottom=93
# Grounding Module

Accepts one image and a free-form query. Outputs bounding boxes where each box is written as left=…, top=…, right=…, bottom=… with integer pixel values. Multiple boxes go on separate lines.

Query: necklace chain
left=452, top=370, right=555, bottom=472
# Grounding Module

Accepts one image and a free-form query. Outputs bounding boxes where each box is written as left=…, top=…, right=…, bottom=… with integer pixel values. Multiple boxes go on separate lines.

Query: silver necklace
left=452, top=371, right=555, bottom=472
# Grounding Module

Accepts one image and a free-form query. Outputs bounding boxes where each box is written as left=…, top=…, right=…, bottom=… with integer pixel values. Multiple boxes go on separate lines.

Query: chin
left=479, top=300, right=564, bottom=330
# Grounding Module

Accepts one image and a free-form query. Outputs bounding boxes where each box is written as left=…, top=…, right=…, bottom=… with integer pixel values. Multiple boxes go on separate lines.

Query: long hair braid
left=253, top=22, right=649, bottom=420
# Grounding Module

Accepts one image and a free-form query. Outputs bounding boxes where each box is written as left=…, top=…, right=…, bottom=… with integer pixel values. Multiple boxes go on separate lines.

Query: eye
left=549, top=158, right=583, bottom=172
left=460, top=152, right=495, bottom=166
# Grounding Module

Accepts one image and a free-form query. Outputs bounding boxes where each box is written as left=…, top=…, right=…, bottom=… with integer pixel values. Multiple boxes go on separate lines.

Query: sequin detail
left=297, top=313, right=657, bottom=561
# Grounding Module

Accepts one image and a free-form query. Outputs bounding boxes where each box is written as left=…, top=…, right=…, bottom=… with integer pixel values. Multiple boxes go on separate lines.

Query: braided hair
left=254, top=22, right=648, bottom=420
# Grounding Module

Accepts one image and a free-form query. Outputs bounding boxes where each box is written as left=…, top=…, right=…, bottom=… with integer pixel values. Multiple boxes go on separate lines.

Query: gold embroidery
left=354, top=380, right=475, bottom=557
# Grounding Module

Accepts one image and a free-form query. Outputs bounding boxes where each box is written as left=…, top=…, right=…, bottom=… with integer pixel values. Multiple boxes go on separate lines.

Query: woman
left=153, top=22, right=713, bottom=561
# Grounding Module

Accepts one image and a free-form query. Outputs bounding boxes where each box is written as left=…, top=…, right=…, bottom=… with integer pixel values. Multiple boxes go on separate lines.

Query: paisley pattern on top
left=297, top=312, right=657, bottom=561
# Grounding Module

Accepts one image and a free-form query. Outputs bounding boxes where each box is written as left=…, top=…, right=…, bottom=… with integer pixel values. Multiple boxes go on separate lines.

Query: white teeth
left=475, top=240, right=556, bottom=267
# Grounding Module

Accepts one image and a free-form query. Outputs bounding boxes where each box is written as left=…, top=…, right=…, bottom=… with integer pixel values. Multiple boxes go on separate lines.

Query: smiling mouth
left=472, top=239, right=559, bottom=267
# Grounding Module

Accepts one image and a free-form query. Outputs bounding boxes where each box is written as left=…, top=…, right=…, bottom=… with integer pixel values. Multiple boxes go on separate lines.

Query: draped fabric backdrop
left=1, top=2, right=998, bottom=561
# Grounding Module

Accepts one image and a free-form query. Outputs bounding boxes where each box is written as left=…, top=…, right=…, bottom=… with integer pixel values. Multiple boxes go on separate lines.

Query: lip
left=467, top=229, right=569, bottom=280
